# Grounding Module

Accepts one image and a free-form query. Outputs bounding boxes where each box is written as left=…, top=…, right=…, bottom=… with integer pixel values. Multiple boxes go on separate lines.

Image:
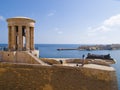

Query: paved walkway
left=83, top=64, right=115, bottom=71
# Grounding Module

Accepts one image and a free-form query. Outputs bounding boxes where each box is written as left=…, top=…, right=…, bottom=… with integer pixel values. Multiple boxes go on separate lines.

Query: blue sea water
left=0, top=44, right=120, bottom=89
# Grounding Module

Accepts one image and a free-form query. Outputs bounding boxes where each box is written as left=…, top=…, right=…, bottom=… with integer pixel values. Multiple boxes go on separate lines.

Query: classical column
left=26, top=26, right=30, bottom=50
left=8, top=26, right=11, bottom=50
left=18, top=26, right=23, bottom=51
left=30, top=27, right=34, bottom=50
left=14, top=26, right=17, bottom=50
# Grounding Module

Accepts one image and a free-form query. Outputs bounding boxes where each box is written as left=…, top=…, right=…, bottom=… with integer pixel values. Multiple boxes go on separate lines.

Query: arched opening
left=15, top=26, right=18, bottom=50
left=22, top=26, right=26, bottom=50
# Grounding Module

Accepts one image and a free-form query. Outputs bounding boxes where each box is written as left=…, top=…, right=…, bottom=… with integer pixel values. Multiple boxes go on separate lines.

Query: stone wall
left=0, top=51, right=40, bottom=64
left=0, top=51, right=15, bottom=62
left=0, top=63, right=118, bottom=90
left=15, top=51, right=40, bottom=64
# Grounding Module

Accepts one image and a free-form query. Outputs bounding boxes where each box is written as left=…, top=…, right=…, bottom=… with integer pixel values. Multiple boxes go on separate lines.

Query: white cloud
left=54, top=27, right=63, bottom=34
left=0, top=16, right=5, bottom=21
left=47, top=10, right=56, bottom=16
left=85, top=14, right=120, bottom=44
left=54, top=27, right=59, bottom=31
left=48, top=13, right=55, bottom=16
left=103, top=14, right=120, bottom=27
left=88, top=14, right=120, bottom=35
left=58, top=31, right=63, bottom=34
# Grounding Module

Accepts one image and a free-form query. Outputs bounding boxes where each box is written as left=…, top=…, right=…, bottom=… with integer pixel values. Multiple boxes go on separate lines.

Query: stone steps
left=26, top=52, right=48, bottom=65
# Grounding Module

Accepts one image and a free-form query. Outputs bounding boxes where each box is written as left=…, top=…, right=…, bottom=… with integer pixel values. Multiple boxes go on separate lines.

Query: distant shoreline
left=57, top=44, right=120, bottom=51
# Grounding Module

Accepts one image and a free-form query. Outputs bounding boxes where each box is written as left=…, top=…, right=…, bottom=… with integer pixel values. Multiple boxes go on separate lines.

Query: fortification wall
left=0, top=63, right=118, bottom=90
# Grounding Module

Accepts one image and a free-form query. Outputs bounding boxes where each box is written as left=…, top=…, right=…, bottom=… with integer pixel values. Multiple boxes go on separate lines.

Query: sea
left=0, top=44, right=120, bottom=89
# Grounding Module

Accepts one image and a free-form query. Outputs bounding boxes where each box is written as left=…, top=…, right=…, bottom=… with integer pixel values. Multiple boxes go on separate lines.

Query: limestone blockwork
left=7, top=17, right=35, bottom=51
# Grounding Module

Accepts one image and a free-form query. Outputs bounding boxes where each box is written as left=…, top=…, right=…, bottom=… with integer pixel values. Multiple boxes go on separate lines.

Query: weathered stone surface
left=0, top=51, right=43, bottom=64
left=0, top=63, right=118, bottom=90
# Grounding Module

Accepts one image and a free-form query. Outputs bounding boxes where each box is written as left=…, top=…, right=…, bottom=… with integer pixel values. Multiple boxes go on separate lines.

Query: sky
left=1, top=0, right=120, bottom=44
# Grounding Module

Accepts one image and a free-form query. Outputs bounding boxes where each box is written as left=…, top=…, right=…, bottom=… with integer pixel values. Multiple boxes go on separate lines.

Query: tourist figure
left=59, top=60, right=63, bottom=64
left=82, top=54, right=85, bottom=66
left=76, top=64, right=79, bottom=66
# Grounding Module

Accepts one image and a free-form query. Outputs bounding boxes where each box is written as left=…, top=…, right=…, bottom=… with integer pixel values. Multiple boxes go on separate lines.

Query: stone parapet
left=0, top=63, right=118, bottom=90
